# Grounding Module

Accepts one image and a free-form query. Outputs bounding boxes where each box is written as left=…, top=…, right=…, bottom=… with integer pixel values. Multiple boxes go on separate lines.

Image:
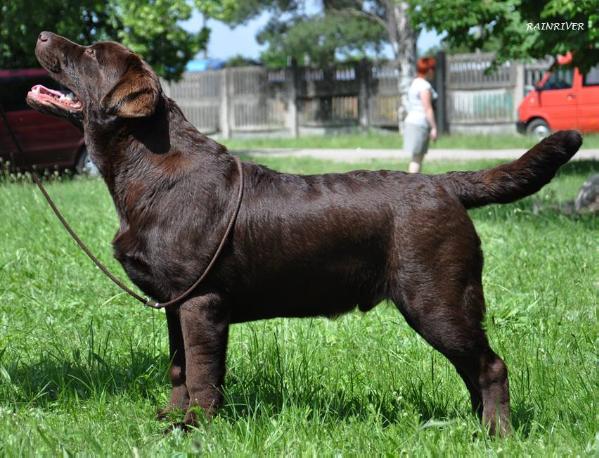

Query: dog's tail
left=439, top=130, right=582, bottom=209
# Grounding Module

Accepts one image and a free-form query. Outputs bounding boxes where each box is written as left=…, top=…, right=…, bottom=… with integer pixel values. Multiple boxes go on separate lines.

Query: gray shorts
left=403, top=122, right=431, bottom=158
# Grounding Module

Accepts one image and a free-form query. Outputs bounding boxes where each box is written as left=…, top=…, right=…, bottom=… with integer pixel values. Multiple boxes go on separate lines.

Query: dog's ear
left=101, top=61, right=160, bottom=118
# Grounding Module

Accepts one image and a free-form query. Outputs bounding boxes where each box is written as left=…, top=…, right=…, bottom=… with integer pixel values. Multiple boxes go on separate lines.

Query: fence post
left=435, top=51, right=448, bottom=134
left=220, top=68, right=231, bottom=139
left=286, top=58, right=299, bottom=138
left=358, top=59, right=370, bottom=130
left=513, top=62, right=525, bottom=120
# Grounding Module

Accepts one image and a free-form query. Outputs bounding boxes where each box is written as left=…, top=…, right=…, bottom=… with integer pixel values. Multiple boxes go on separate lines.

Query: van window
left=542, top=67, right=574, bottom=90
left=583, top=64, right=599, bottom=86
left=0, top=75, right=59, bottom=112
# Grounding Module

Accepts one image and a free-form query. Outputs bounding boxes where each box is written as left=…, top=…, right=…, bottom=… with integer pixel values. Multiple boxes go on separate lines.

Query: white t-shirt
left=404, top=77, right=437, bottom=127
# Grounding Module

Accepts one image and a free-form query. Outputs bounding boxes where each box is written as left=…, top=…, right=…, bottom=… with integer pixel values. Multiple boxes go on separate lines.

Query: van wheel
left=526, top=119, right=550, bottom=139
left=75, top=147, right=99, bottom=176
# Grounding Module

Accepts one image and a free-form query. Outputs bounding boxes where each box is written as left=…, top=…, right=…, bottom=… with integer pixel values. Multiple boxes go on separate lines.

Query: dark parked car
left=0, top=68, right=94, bottom=173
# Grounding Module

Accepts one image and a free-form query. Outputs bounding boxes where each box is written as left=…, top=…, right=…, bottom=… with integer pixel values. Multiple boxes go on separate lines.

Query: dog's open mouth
left=27, top=85, right=82, bottom=112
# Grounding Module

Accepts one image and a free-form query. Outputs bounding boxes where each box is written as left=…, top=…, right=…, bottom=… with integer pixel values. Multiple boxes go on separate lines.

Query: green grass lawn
left=223, top=131, right=599, bottom=151
left=0, top=157, right=598, bottom=456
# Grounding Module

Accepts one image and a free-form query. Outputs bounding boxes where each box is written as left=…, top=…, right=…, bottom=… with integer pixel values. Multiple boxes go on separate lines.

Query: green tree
left=413, top=0, right=599, bottom=72
left=198, top=1, right=388, bottom=67
left=231, top=1, right=388, bottom=67
left=209, top=1, right=417, bottom=129
left=257, top=8, right=387, bottom=67
left=0, top=0, right=209, bottom=80
left=195, top=0, right=294, bottom=24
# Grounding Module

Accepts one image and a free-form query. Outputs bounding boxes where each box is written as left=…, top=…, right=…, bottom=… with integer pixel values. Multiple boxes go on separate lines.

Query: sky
left=181, top=10, right=443, bottom=60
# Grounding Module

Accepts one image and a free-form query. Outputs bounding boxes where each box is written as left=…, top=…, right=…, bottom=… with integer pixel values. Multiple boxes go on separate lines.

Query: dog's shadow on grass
left=5, top=352, right=538, bottom=436
left=219, top=376, right=537, bottom=436
left=218, top=371, right=467, bottom=428
left=6, top=351, right=461, bottom=428
left=3, top=350, right=169, bottom=405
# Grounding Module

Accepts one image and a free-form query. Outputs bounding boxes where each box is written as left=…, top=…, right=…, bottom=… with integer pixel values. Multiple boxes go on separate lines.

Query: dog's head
left=27, top=31, right=161, bottom=125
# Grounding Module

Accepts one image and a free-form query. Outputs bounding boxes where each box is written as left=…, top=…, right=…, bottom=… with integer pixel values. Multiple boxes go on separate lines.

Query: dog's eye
left=85, top=48, right=96, bottom=57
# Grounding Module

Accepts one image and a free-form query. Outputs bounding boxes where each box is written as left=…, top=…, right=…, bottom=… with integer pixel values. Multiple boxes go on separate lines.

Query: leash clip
left=144, top=298, right=161, bottom=309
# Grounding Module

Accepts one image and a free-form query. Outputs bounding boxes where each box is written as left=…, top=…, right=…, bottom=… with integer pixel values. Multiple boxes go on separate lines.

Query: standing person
left=404, top=57, right=438, bottom=173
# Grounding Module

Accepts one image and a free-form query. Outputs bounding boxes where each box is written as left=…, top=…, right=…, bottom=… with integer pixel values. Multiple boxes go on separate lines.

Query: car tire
left=75, top=147, right=99, bottom=176
left=526, top=119, right=550, bottom=139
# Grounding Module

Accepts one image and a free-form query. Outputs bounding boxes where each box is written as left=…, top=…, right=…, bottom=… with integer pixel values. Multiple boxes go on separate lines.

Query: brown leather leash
left=1, top=103, right=244, bottom=309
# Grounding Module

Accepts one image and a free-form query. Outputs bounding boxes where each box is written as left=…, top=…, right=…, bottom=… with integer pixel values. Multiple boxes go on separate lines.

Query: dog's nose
left=38, top=32, right=50, bottom=43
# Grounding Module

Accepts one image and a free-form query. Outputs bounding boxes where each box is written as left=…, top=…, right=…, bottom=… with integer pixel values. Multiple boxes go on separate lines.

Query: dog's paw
left=182, top=408, right=200, bottom=428
left=156, top=389, right=190, bottom=421
left=156, top=405, right=185, bottom=421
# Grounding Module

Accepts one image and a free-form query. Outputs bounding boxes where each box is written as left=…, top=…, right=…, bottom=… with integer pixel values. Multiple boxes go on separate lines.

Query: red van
left=0, top=68, right=93, bottom=173
left=517, top=57, right=599, bottom=137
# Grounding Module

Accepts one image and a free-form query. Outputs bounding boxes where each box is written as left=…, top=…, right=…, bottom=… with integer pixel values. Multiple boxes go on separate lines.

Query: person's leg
left=404, top=122, right=416, bottom=172
left=406, top=124, right=430, bottom=173
left=409, top=154, right=424, bottom=173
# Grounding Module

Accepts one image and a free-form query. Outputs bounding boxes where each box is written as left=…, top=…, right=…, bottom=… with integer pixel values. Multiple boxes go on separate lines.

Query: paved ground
left=240, top=147, right=599, bottom=162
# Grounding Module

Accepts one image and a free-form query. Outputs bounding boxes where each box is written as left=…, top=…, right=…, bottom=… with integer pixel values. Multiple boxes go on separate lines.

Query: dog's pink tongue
left=31, top=84, right=63, bottom=98
left=29, top=84, right=81, bottom=108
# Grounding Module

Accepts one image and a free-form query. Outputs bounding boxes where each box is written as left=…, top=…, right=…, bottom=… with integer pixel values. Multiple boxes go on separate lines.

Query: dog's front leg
left=157, top=307, right=190, bottom=419
left=179, top=293, right=229, bottom=428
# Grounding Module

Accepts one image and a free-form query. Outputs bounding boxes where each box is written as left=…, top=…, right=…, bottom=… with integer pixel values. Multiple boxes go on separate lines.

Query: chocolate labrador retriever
left=27, top=31, right=582, bottom=435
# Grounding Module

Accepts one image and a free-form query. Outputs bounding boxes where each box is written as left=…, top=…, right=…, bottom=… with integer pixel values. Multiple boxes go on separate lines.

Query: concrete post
left=286, top=59, right=299, bottom=138
left=513, top=62, right=525, bottom=120
left=358, top=59, right=370, bottom=130
left=435, top=51, right=448, bottom=134
left=220, top=68, right=231, bottom=139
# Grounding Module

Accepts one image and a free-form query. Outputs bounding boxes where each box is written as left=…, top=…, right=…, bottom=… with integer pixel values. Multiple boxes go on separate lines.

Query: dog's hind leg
left=393, top=278, right=510, bottom=435
left=390, top=226, right=511, bottom=435
left=157, top=307, right=190, bottom=419
left=178, top=292, right=230, bottom=428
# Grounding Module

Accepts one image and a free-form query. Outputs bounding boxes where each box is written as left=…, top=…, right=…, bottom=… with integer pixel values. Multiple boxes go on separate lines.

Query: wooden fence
left=162, top=53, right=552, bottom=137
left=446, top=53, right=552, bottom=133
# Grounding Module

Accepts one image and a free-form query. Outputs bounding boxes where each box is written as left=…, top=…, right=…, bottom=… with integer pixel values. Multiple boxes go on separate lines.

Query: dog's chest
left=111, top=226, right=157, bottom=294
left=111, top=221, right=209, bottom=301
